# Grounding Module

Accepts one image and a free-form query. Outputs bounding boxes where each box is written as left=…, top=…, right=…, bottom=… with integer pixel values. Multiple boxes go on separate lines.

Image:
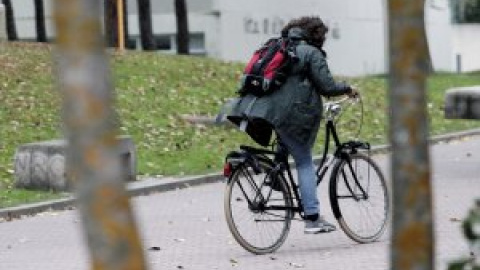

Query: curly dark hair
left=281, top=16, right=329, bottom=49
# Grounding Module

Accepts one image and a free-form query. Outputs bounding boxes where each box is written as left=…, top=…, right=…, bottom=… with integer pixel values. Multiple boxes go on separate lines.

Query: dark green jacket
left=228, top=29, right=351, bottom=147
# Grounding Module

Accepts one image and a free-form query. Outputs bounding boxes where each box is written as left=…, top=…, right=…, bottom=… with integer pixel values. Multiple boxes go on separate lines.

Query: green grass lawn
left=1, top=42, right=480, bottom=208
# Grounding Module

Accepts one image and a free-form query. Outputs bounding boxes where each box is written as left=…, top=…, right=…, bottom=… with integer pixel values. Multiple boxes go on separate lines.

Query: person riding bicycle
left=227, top=16, right=358, bottom=234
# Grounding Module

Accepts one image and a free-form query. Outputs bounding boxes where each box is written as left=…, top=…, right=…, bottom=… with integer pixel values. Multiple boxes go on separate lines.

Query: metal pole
left=52, top=1, right=147, bottom=269
left=456, top=54, right=462, bottom=74
left=117, top=0, right=125, bottom=51
left=388, top=0, right=434, bottom=270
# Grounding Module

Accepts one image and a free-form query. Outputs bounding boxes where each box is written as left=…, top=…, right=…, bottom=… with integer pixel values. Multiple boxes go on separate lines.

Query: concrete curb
left=0, top=173, right=226, bottom=220
left=2, top=128, right=480, bottom=220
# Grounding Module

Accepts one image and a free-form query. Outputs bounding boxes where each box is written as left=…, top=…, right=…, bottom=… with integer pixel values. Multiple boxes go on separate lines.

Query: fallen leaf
left=289, top=262, right=305, bottom=268
left=18, top=237, right=28, bottom=244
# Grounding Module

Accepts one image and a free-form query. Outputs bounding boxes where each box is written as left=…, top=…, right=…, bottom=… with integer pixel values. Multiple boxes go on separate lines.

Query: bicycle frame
left=225, top=97, right=370, bottom=220
left=233, top=145, right=304, bottom=215
left=265, top=115, right=370, bottom=219
left=277, top=118, right=345, bottom=219
left=243, top=117, right=342, bottom=220
left=316, top=119, right=342, bottom=184
left=316, top=118, right=370, bottom=201
left=224, top=96, right=390, bottom=252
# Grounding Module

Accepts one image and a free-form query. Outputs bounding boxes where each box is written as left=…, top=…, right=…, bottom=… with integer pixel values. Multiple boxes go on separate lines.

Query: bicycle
left=222, top=95, right=390, bottom=255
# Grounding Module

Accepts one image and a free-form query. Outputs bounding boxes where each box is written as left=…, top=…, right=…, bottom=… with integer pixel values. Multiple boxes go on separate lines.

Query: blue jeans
left=276, top=129, right=319, bottom=216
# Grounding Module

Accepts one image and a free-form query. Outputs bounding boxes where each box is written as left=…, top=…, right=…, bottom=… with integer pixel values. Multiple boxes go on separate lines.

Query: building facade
left=7, top=0, right=480, bottom=76
left=0, top=4, right=6, bottom=41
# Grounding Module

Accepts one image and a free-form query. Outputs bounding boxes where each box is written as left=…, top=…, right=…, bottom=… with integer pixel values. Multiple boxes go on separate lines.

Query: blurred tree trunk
left=136, top=0, right=155, bottom=50
left=175, top=0, right=189, bottom=54
left=122, top=0, right=130, bottom=48
left=104, top=0, right=129, bottom=48
left=34, top=0, right=47, bottom=42
left=52, top=0, right=147, bottom=268
left=2, top=0, right=17, bottom=40
left=388, top=0, right=434, bottom=269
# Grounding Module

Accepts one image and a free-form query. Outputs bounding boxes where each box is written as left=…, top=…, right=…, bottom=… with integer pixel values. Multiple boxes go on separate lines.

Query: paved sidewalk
left=0, top=135, right=479, bottom=270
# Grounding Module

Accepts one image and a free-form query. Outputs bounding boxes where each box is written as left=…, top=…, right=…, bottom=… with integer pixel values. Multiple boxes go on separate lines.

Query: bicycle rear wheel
left=329, top=153, right=390, bottom=243
left=224, top=160, right=293, bottom=254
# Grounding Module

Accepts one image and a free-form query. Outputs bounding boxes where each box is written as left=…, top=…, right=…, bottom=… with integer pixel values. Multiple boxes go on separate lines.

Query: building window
left=187, top=33, right=205, bottom=55
left=126, top=38, right=137, bottom=50
left=135, top=33, right=205, bottom=54
left=152, top=33, right=205, bottom=55
left=451, top=0, right=480, bottom=23
left=155, top=35, right=173, bottom=51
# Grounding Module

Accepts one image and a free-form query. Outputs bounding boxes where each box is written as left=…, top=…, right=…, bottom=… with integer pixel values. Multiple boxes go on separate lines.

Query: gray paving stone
left=1, top=136, right=480, bottom=269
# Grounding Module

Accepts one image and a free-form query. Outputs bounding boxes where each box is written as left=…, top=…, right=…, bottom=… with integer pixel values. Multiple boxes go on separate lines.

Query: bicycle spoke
left=225, top=161, right=292, bottom=254
left=254, top=210, right=291, bottom=221
left=330, top=153, right=390, bottom=243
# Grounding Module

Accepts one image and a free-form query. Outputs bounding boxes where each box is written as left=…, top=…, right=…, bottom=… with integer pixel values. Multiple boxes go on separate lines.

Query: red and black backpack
left=238, top=37, right=300, bottom=97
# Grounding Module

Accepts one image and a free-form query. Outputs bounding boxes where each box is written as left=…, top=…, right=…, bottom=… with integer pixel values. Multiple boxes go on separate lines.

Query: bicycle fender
left=328, top=159, right=344, bottom=220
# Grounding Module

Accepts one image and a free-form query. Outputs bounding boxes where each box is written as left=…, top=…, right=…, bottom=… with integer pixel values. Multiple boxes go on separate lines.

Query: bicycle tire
left=329, top=153, right=390, bottom=243
left=224, top=160, right=293, bottom=254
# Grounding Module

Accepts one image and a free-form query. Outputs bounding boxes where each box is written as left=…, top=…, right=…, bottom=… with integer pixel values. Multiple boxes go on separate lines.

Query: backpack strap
left=251, top=38, right=283, bottom=75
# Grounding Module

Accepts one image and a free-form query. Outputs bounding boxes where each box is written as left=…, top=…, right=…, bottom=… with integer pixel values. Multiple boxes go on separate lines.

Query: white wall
left=0, top=4, right=6, bottom=41
left=215, top=0, right=352, bottom=62
left=215, top=0, right=388, bottom=76
left=11, top=0, right=55, bottom=40
left=425, top=0, right=455, bottom=72
left=9, top=0, right=478, bottom=75
left=329, top=0, right=387, bottom=76
left=452, top=24, right=480, bottom=72
left=214, top=0, right=456, bottom=76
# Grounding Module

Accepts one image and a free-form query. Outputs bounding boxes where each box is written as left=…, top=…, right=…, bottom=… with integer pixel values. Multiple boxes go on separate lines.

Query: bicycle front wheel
left=224, top=161, right=293, bottom=254
left=329, top=153, right=390, bottom=243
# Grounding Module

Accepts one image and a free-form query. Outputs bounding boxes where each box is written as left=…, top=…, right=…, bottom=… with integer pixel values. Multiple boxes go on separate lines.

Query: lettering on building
left=243, top=16, right=341, bottom=40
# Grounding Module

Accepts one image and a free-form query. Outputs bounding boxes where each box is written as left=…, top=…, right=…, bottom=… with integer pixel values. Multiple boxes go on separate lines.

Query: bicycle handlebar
left=322, top=93, right=363, bottom=131
left=324, top=95, right=360, bottom=108
left=324, top=94, right=360, bottom=115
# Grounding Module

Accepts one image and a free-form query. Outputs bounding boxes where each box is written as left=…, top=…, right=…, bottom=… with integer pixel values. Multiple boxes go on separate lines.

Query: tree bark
left=52, top=0, right=147, bottom=268
left=104, top=0, right=129, bottom=48
left=175, top=0, right=189, bottom=55
left=34, top=0, right=47, bottom=42
left=122, top=0, right=130, bottom=48
left=136, top=0, right=156, bottom=50
left=388, top=0, right=434, bottom=269
left=2, top=0, right=17, bottom=40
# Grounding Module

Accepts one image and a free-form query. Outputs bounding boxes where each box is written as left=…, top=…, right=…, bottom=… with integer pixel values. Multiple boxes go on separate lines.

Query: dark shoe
left=304, top=216, right=336, bottom=234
